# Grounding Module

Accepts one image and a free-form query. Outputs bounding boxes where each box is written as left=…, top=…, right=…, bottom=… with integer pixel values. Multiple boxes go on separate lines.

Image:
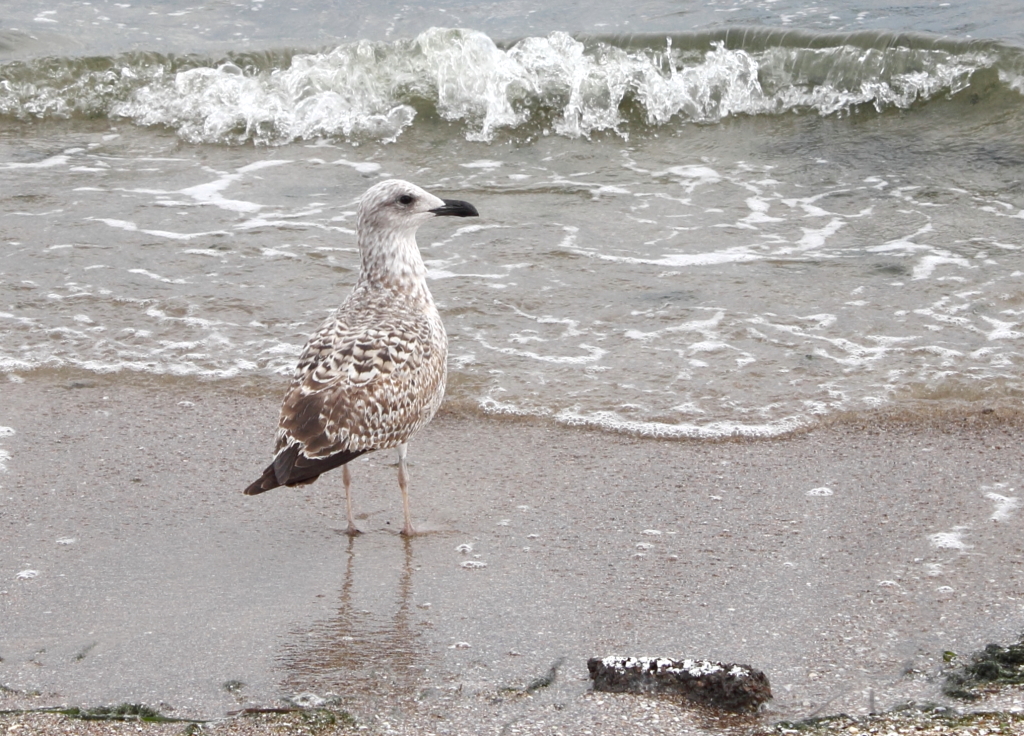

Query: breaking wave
left=1, top=27, right=1021, bottom=143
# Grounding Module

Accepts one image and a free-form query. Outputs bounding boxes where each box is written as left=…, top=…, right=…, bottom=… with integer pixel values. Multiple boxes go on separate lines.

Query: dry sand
left=1, top=373, right=1024, bottom=734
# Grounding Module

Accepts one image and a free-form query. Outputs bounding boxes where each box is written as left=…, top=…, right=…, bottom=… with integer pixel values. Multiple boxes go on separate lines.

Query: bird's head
left=357, top=179, right=478, bottom=239
left=355, top=179, right=478, bottom=290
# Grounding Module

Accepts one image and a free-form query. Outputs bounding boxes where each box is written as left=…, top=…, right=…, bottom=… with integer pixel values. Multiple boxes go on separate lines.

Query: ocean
left=3, top=0, right=1024, bottom=439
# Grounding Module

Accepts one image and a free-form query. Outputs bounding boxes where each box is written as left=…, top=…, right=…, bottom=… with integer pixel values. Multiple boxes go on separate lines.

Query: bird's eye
left=398, top=194, right=414, bottom=205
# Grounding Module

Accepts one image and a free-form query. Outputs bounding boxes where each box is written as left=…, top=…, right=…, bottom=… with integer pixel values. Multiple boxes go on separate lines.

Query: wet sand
left=2, top=374, right=1024, bottom=733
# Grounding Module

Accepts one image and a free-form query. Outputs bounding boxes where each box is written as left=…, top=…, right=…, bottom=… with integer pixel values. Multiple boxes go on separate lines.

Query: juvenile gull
left=244, top=179, right=478, bottom=535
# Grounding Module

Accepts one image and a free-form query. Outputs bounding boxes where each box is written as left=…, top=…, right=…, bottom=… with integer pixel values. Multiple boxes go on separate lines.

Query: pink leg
left=397, top=443, right=416, bottom=536
left=343, top=463, right=361, bottom=535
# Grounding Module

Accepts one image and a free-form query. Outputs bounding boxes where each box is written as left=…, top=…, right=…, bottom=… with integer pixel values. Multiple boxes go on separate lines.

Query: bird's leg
left=343, top=463, right=361, bottom=536
left=397, top=442, right=416, bottom=536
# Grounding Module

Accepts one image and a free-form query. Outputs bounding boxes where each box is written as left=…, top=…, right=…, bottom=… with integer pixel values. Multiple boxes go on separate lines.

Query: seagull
left=244, top=179, right=478, bottom=535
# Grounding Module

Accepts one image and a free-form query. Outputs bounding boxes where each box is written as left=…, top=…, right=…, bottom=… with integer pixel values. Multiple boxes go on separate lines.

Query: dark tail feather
left=244, top=462, right=280, bottom=495
left=244, top=444, right=368, bottom=495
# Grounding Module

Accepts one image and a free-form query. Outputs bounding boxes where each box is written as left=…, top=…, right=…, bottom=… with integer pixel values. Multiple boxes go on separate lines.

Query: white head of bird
left=356, top=179, right=478, bottom=291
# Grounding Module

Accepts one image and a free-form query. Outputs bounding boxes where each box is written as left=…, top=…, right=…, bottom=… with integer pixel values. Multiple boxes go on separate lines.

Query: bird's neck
left=356, top=230, right=432, bottom=300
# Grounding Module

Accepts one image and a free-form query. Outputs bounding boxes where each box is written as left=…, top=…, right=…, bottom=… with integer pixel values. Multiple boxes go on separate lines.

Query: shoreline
left=8, top=365, right=1024, bottom=442
left=1, top=373, right=1023, bottom=733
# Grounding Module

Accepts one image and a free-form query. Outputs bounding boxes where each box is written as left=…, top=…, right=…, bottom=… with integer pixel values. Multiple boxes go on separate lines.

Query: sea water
left=2, top=1, right=1024, bottom=438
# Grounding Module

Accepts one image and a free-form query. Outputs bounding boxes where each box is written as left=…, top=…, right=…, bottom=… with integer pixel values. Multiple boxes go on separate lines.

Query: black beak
left=430, top=199, right=479, bottom=218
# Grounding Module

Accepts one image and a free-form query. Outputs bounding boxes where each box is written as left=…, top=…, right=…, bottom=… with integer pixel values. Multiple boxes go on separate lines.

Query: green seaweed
left=496, top=657, right=566, bottom=698
left=769, top=713, right=853, bottom=732
left=300, top=708, right=357, bottom=732
left=230, top=706, right=357, bottom=730
left=944, top=635, right=1024, bottom=700
left=765, top=710, right=1024, bottom=734
left=0, top=704, right=199, bottom=723
left=525, top=657, right=565, bottom=693
left=74, top=703, right=173, bottom=721
left=0, top=702, right=359, bottom=731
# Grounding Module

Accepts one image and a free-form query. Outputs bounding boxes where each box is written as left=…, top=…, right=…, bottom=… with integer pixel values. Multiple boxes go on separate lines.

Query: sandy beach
left=5, top=0, right=1024, bottom=733
left=2, top=373, right=1023, bottom=734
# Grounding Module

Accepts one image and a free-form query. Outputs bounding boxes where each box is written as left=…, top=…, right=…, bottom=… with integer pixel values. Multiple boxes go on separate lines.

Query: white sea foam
left=776, top=218, right=845, bottom=254
left=331, top=159, right=382, bottom=174
left=983, top=485, right=1020, bottom=521
left=564, top=243, right=762, bottom=267
left=476, top=338, right=606, bottom=365
left=0, top=155, right=70, bottom=170
left=0, top=426, right=12, bottom=479
left=184, top=248, right=228, bottom=257
left=981, top=316, right=1024, bottom=340
left=554, top=408, right=809, bottom=439
left=4, top=29, right=971, bottom=144
left=928, top=528, right=972, bottom=551
left=129, top=269, right=188, bottom=285
left=461, top=160, right=503, bottom=169
left=660, top=165, right=722, bottom=192
left=179, top=176, right=265, bottom=213
left=92, top=217, right=232, bottom=241
left=912, top=252, right=973, bottom=280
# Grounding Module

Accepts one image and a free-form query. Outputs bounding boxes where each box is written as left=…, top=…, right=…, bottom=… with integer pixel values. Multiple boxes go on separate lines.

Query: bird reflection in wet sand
left=244, top=179, right=479, bottom=535
left=281, top=536, right=426, bottom=709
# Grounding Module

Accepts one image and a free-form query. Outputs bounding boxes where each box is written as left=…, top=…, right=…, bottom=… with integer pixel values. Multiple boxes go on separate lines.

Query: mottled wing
left=271, top=292, right=447, bottom=486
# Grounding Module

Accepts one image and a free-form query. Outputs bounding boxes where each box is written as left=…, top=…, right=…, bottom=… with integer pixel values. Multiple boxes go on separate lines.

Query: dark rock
left=588, top=656, right=772, bottom=712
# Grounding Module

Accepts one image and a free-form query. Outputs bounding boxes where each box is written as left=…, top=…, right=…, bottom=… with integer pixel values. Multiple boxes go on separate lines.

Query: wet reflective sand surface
left=2, top=375, right=1023, bottom=731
